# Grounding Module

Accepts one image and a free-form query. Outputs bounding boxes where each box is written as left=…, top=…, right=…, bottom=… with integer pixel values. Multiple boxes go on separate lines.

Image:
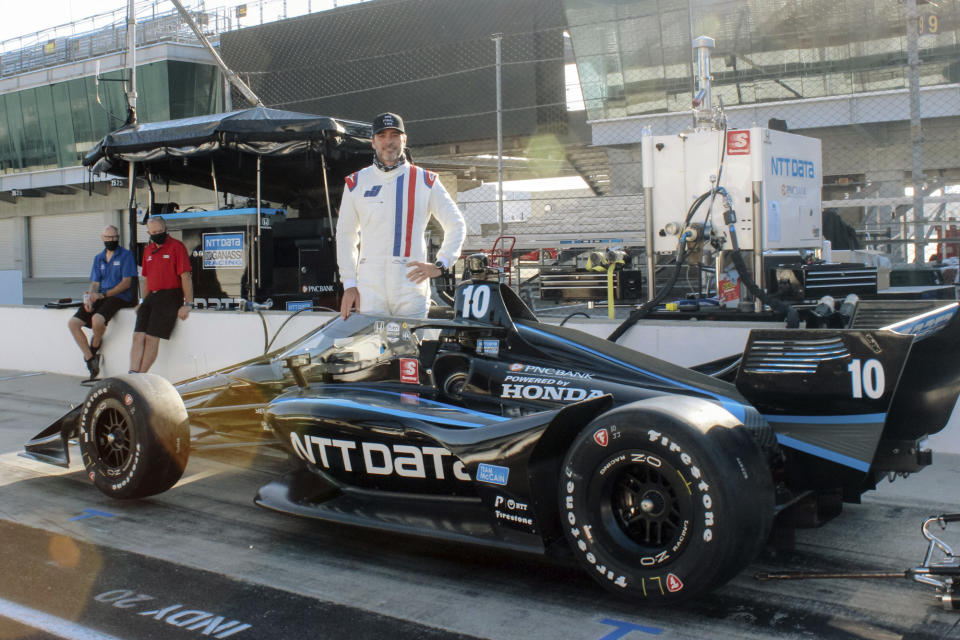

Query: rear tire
left=78, top=374, right=190, bottom=499
left=559, top=400, right=774, bottom=603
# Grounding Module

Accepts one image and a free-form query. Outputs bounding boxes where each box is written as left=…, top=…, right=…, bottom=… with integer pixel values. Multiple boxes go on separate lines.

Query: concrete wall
left=0, top=303, right=752, bottom=380
left=0, top=306, right=332, bottom=382
left=2, top=304, right=957, bottom=454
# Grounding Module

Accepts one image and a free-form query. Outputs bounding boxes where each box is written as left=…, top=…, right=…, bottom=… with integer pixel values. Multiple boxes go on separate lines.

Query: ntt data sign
left=203, top=232, right=244, bottom=269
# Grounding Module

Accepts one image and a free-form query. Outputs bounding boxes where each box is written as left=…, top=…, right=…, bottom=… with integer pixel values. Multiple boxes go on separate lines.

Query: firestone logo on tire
left=593, top=428, right=609, bottom=447
left=667, top=573, right=684, bottom=592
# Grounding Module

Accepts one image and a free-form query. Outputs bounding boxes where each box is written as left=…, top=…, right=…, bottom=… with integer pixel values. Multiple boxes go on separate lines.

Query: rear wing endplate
left=736, top=303, right=960, bottom=474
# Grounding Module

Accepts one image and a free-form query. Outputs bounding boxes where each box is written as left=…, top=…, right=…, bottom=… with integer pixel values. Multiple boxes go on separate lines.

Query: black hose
left=607, top=251, right=689, bottom=342
left=560, top=311, right=591, bottom=326
left=264, top=306, right=338, bottom=354
left=728, top=228, right=800, bottom=328
left=607, top=190, right=713, bottom=342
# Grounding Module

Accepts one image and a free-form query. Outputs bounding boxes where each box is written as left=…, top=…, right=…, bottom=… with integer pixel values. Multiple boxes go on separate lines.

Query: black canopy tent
left=83, top=106, right=374, bottom=305
left=83, top=105, right=373, bottom=216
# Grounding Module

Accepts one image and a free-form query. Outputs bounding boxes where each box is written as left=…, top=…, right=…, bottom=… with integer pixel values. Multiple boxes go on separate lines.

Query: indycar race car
left=23, top=273, right=960, bottom=603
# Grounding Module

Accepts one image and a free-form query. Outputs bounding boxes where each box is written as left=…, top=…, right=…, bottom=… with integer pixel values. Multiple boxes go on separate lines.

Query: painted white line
left=0, top=596, right=128, bottom=640
left=0, top=372, right=43, bottom=381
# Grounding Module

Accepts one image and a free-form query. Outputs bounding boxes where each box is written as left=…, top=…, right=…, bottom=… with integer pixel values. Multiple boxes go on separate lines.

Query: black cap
left=372, top=112, right=405, bottom=135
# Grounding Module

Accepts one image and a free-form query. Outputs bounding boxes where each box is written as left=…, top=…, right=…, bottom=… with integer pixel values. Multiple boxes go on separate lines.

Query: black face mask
left=103, top=240, right=119, bottom=251
left=150, top=233, right=168, bottom=246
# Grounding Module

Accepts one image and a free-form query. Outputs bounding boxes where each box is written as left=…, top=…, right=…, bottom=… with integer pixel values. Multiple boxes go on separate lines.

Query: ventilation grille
left=743, top=337, right=849, bottom=374
left=852, top=300, right=947, bottom=329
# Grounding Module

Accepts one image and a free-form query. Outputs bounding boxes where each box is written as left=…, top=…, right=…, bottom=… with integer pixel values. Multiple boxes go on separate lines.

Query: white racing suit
left=336, top=161, right=466, bottom=318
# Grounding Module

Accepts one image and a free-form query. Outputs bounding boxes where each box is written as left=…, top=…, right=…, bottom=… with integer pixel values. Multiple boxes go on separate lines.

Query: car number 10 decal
left=847, top=358, right=885, bottom=399
left=459, top=284, right=491, bottom=320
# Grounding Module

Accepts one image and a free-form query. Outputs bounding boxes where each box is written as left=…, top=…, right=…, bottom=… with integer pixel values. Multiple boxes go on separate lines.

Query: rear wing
left=882, top=303, right=960, bottom=444
left=735, top=303, right=960, bottom=475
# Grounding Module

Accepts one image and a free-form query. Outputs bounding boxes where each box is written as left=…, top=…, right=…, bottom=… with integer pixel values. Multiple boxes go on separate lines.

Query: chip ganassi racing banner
left=203, top=232, right=244, bottom=269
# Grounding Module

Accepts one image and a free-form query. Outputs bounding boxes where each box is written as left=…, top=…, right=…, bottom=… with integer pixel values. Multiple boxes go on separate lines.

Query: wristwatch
left=183, top=301, right=194, bottom=308
left=433, top=260, right=448, bottom=276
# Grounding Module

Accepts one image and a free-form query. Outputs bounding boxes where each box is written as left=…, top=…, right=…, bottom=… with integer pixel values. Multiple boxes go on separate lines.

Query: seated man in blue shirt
left=68, top=225, right=138, bottom=379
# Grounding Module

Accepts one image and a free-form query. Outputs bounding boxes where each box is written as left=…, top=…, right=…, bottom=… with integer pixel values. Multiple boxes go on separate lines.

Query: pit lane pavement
left=2, top=369, right=960, bottom=640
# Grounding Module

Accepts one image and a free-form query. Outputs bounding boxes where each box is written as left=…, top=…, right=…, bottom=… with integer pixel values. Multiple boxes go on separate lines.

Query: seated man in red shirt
left=129, top=216, right=194, bottom=373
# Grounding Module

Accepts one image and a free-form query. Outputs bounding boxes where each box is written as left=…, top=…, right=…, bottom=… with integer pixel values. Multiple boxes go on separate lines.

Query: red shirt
left=141, top=237, right=191, bottom=291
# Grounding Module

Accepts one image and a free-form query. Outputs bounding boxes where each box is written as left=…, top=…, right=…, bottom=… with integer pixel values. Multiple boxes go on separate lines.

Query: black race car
left=24, top=276, right=960, bottom=603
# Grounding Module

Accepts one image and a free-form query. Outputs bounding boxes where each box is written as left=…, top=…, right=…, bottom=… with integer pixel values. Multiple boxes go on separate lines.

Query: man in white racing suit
left=337, top=112, right=466, bottom=319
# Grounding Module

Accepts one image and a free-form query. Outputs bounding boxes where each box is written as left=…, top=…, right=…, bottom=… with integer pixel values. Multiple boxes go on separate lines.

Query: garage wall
left=29, top=212, right=115, bottom=277
left=0, top=218, right=16, bottom=269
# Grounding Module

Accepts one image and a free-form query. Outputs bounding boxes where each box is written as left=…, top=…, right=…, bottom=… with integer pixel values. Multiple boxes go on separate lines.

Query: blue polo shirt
left=90, top=246, right=138, bottom=302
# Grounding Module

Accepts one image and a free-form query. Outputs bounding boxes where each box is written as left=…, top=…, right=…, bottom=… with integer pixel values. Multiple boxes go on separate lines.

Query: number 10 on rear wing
left=735, top=303, right=960, bottom=478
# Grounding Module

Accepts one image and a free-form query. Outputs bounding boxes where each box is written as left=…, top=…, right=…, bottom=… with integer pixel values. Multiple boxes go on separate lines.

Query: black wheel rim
left=599, top=455, right=694, bottom=556
left=93, top=406, right=133, bottom=473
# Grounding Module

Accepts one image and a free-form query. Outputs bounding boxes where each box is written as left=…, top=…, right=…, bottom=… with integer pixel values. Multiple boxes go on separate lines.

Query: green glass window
left=562, top=0, right=960, bottom=120
left=0, top=61, right=222, bottom=174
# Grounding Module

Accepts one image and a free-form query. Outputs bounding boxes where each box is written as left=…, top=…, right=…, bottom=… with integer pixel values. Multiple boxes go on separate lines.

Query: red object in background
left=484, top=240, right=559, bottom=285
left=940, top=225, right=960, bottom=260
left=718, top=269, right=741, bottom=307
left=726, top=130, right=750, bottom=155
left=518, top=249, right=538, bottom=261
left=517, top=248, right=557, bottom=261
left=487, top=236, right=517, bottom=285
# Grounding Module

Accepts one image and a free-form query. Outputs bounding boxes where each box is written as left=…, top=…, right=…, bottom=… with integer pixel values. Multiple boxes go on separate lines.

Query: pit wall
left=0, top=306, right=332, bottom=382
left=1, top=304, right=956, bottom=453
left=0, top=305, right=757, bottom=381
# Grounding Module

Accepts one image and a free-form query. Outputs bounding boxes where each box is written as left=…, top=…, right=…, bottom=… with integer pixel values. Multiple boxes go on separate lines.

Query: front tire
left=559, top=399, right=774, bottom=603
left=78, top=374, right=190, bottom=499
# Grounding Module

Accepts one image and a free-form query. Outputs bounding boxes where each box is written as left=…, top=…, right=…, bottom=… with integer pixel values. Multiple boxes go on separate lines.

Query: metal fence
left=216, top=0, right=960, bottom=265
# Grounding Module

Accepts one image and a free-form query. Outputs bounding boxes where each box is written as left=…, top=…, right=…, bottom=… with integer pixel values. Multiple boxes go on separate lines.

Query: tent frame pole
left=321, top=153, right=335, bottom=238
left=254, top=156, right=262, bottom=302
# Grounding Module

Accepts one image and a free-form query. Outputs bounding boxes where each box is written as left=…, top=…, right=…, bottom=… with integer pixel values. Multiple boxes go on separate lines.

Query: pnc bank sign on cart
left=203, top=233, right=244, bottom=269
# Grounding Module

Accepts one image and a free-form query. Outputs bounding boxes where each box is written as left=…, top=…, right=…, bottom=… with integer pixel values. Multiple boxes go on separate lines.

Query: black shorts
left=134, top=289, right=183, bottom=340
left=72, top=295, right=136, bottom=327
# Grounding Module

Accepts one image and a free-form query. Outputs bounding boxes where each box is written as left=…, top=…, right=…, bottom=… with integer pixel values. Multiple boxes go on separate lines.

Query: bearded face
left=372, top=129, right=406, bottom=167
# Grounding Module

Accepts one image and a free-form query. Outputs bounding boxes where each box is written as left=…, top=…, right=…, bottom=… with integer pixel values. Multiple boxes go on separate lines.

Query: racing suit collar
left=372, top=155, right=407, bottom=173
